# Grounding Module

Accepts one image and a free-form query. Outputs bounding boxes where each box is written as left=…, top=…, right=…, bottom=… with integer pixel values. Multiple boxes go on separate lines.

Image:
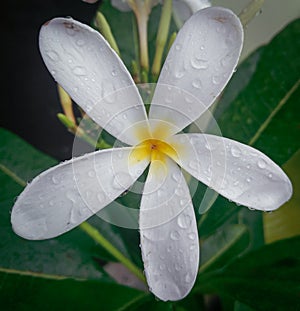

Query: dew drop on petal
left=177, top=213, right=192, bottom=229
left=175, top=44, right=182, bottom=51
left=188, top=232, right=196, bottom=240
left=231, top=145, right=242, bottom=158
left=246, top=177, right=252, bottom=183
left=46, top=51, right=60, bottom=61
left=192, top=79, right=202, bottom=89
left=190, top=57, right=208, bottom=70
left=170, top=230, right=180, bottom=240
left=76, top=39, right=85, bottom=46
left=72, top=66, right=87, bottom=76
left=185, top=273, right=192, bottom=283
left=257, top=158, right=267, bottom=169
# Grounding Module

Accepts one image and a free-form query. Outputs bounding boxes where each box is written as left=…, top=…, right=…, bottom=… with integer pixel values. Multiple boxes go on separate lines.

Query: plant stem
left=239, top=0, right=265, bottom=27
left=151, top=0, right=172, bottom=80
left=79, top=222, right=146, bottom=283
left=94, top=11, right=120, bottom=55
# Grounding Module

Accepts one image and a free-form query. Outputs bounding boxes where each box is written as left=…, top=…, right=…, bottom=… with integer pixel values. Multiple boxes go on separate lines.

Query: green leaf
left=0, top=268, right=146, bottom=311
left=197, top=236, right=300, bottom=311
left=216, top=18, right=300, bottom=165
left=200, top=224, right=250, bottom=273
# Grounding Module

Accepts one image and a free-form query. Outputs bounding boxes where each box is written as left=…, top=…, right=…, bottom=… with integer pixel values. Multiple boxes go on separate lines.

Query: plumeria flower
left=11, top=7, right=292, bottom=301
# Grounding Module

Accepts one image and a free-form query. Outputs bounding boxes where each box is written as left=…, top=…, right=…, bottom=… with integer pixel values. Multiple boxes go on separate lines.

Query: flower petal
left=39, top=18, right=148, bottom=145
left=149, top=7, right=243, bottom=135
left=167, top=134, right=293, bottom=211
left=140, top=158, right=199, bottom=301
left=11, top=148, right=149, bottom=240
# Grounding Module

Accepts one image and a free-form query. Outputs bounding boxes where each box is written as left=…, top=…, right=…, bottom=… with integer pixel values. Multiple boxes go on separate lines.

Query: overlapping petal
left=167, top=134, right=293, bottom=211
left=12, top=148, right=149, bottom=240
left=140, top=157, right=199, bottom=301
left=149, top=7, right=243, bottom=135
left=39, top=18, right=148, bottom=146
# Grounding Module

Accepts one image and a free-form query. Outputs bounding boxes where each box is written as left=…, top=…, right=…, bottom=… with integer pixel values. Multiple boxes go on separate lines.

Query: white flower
left=11, top=8, right=292, bottom=301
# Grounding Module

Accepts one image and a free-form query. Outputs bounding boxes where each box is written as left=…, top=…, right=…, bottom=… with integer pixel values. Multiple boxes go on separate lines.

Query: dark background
left=2, top=0, right=99, bottom=160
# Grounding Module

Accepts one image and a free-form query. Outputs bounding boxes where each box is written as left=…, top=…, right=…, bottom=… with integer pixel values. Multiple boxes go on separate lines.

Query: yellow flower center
left=130, top=139, right=178, bottom=165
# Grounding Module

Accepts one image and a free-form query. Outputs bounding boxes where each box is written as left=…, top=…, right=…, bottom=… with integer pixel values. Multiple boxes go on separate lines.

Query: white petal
left=11, top=148, right=149, bottom=240
left=167, top=134, right=293, bottom=211
left=39, top=18, right=148, bottom=145
left=149, top=7, right=243, bottom=135
left=140, top=158, right=199, bottom=301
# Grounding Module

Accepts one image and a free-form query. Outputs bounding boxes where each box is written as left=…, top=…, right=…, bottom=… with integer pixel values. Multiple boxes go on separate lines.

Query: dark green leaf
left=198, top=236, right=300, bottom=311
left=200, top=225, right=250, bottom=273
left=216, top=18, right=300, bottom=165
left=0, top=268, right=146, bottom=311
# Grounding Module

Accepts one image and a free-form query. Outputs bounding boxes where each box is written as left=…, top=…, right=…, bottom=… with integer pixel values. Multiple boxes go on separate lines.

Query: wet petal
left=167, top=133, right=292, bottom=211
left=11, top=148, right=149, bottom=240
left=149, top=7, right=243, bottom=135
left=140, top=157, right=199, bottom=301
left=39, top=18, right=148, bottom=145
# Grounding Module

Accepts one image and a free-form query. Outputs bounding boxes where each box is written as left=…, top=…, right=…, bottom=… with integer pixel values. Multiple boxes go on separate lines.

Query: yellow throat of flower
left=130, top=139, right=178, bottom=165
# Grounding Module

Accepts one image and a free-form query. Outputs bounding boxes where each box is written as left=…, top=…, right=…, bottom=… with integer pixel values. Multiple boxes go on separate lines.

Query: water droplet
left=65, top=25, right=76, bottom=36
left=72, top=66, right=86, bottom=76
left=185, top=273, right=192, bottom=283
left=69, top=208, right=79, bottom=224
left=246, top=164, right=251, bottom=169
left=177, top=213, right=192, bottom=229
left=190, top=244, right=196, bottom=250
left=192, top=79, right=202, bottom=89
left=88, top=170, right=95, bottom=178
left=51, top=175, right=61, bottom=185
left=174, top=69, right=185, bottom=79
left=190, top=57, right=208, bottom=70
left=170, top=230, right=180, bottom=240
left=167, top=245, right=173, bottom=253
left=112, top=172, right=132, bottom=190
left=246, top=177, right=252, bottom=183
left=175, top=264, right=182, bottom=271
left=46, top=51, right=60, bottom=61
left=172, top=172, right=180, bottom=182
left=233, top=180, right=239, bottom=186
left=175, top=187, right=184, bottom=196
left=268, top=173, right=273, bottom=179
left=159, top=264, right=165, bottom=271
left=188, top=232, right=196, bottom=240
left=175, top=44, right=181, bottom=51
left=200, top=45, right=205, bottom=50
left=188, top=160, right=199, bottom=171
left=257, top=158, right=267, bottom=169
left=212, top=75, right=221, bottom=85
left=49, top=200, right=54, bottom=206
left=231, top=145, right=242, bottom=158
left=66, top=190, right=77, bottom=203
left=97, top=192, right=105, bottom=202
left=51, top=70, right=56, bottom=76
left=76, top=39, right=85, bottom=46
left=111, top=69, right=117, bottom=76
